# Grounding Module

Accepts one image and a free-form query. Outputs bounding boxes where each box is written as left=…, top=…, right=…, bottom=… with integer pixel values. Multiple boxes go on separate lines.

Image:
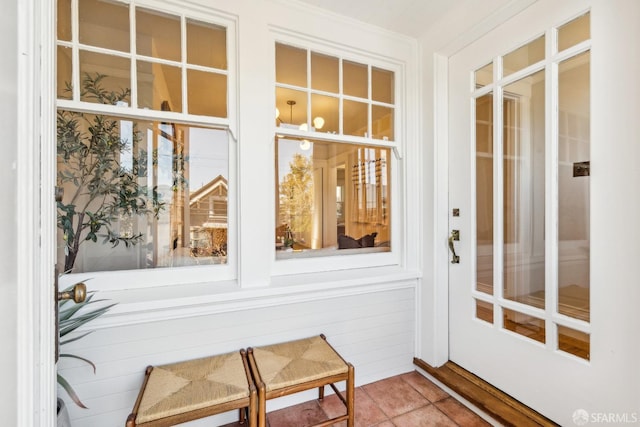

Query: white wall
left=59, top=285, right=416, bottom=426
left=0, top=0, right=19, bottom=425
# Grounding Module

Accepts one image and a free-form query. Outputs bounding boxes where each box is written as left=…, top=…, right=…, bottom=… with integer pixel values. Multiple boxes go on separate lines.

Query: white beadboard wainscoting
left=57, top=279, right=417, bottom=426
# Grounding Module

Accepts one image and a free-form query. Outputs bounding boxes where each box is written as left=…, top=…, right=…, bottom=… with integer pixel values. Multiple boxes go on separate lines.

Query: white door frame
left=421, top=0, right=541, bottom=368
left=17, top=0, right=57, bottom=425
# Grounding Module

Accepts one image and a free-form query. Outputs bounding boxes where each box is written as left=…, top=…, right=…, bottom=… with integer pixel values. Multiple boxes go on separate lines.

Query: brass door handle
left=448, top=230, right=460, bottom=264
left=57, top=282, right=87, bottom=303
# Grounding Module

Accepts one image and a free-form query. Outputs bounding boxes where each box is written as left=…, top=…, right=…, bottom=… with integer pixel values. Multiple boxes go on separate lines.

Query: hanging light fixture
left=313, top=116, right=325, bottom=130
left=279, top=99, right=324, bottom=132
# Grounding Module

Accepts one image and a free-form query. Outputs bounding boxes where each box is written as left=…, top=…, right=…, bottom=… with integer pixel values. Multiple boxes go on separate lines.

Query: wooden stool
left=247, top=334, right=354, bottom=427
left=126, top=349, right=257, bottom=427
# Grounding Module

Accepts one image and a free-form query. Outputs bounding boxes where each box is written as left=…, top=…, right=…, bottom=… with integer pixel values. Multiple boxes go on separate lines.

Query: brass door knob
left=57, top=282, right=87, bottom=303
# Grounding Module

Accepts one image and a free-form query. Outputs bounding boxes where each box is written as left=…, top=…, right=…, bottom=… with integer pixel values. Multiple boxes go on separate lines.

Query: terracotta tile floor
left=224, top=371, right=494, bottom=427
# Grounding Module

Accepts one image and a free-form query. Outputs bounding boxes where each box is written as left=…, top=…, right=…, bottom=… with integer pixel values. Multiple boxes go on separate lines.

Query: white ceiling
left=294, top=0, right=479, bottom=38
left=293, top=0, right=538, bottom=45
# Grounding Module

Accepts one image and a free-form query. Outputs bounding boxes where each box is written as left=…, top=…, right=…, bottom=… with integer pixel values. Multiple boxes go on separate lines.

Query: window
left=56, top=0, right=234, bottom=275
left=274, top=42, right=396, bottom=259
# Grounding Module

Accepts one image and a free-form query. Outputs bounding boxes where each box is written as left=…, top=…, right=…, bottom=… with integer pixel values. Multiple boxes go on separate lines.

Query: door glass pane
left=344, top=100, right=368, bottom=137
left=558, top=12, right=590, bottom=52
left=56, top=113, right=229, bottom=273
left=372, top=67, right=394, bottom=104
left=503, top=308, right=545, bottom=343
left=502, top=70, right=546, bottom=307
left=136, top=9, right=181, bottom=62
left=475, top=299, right=493, bottom=324
left=276, top=43, right=307, bottom=87
left=558, top=325, right=590, bottom=360
left=187, top=19, right=227, bottom=70
left=503, top=35, right=545, bottom=77
left=343, top=60, right=368, bottom=99
left=138, top=61, right=182, bottom=112
left=558, top=52, right=590, bottom=322
left=475, top=63, right=493, bottom=88
left=311, top=52, right=338, bottom=93
left=79, top=0, right=130, bottom=52
left=476, top=93, right=493, bottom=295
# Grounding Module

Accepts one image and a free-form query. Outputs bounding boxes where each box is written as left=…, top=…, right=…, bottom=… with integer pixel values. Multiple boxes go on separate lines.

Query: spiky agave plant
left=58, top=283, right=116, bottom=408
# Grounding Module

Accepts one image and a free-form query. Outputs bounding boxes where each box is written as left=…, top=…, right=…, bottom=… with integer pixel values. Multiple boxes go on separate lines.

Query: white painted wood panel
left=58, top=285, right=416, bottom=426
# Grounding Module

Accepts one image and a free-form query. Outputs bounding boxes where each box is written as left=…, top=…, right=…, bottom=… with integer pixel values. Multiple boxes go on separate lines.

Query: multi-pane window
left=56, top=0, right=232, bottom=274
left=275, top=43, right=394, bottom=140
left=274, top=42, right=396, bottom=258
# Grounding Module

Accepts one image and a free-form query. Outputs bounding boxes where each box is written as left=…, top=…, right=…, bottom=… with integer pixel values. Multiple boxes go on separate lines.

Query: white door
left=448, top=0, right=640, bottom=425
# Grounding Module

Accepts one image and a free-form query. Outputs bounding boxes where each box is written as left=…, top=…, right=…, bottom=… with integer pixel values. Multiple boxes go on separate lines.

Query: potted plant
left=57, top=73, right=164, bottom=272
left=57, top=281, right=116, bottom=418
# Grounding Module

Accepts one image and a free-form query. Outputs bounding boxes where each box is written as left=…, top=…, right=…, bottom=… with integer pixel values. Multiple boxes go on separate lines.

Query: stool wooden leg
left=318, top=384, right=325, bottom=401
left=347, top=364, right=355, bottom=427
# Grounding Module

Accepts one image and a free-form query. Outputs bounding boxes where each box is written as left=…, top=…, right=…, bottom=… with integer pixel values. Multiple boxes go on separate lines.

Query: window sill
left=275, top=245, right=390, bottom=260
left=87, top=266, right=418, bottom=329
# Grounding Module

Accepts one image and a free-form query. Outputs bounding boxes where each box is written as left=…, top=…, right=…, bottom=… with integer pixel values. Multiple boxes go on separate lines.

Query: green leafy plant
left=57, top=73, right=164, bottom=272
left=58, top=283, right=116, bottom=408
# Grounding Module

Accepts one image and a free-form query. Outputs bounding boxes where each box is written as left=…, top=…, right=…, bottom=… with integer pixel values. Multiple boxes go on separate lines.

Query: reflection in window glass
left=187, top=19, right=227, bottom=69
left=187, top=70, right=227, bottom=117
left=343, top=60, right=368, bottom=98
left=311, top=94, right=338, bottom=134
left=79, top=53, right=131, bottom=105
left=276, top=43, right=307, bottom=87
left=275, top=42, right=395, bottom=141
left=503, top=35, right=545, bottom=77
left=475, top=299, right=493, bottom=323
left=371, top=105, right=393, bottom=140
left=275, top=138, right=391, bottom=258
left=558, top=12, right=590, bottom=52
left=57, top=0, right=71, bottom=41
left=137, top=8, right=181, bottom=62
left=502, top=71, right=546, bottom=308
left=475, top=93, right=494, bottom=295
left=558, top=51, right=590, bottom=322
left=276, top=90, right=308, bottom=128
left=311, top=52, right=339, bottom=93
left=558, top=325, right=590, bottom=360
left=344, top=100, right=368, bottom=137
left=56, top=112, right=229, bottom=273
left=60, top=1, right=229, bottom=119
left=372, top=67, right=394, bottom=104
left=79, top=0, right=130, bottom=52
left=503, top=308, right=545, bottom=343
left=57, top=46, right=72, bottom=100
left=138, top=61, right=182, bottom=112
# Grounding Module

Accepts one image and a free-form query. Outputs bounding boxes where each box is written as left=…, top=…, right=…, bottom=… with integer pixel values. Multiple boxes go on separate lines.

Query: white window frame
left=269, top=30, right=404, bottom=276
left=56, top=0, right=239, bottom=291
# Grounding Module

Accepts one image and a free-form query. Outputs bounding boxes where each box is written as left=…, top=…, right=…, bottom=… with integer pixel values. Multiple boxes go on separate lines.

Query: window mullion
left=181, top=15, right=188, bottom=114
left=71, top=0, right=79, bottom=102
left=130, top=3, right=138, bottom=108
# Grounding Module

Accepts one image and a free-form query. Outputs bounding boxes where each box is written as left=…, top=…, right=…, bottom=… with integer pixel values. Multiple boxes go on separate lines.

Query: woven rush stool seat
left=126, top=349, right=257, bottom=427
left=247, top=334, right=354, bottom=427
